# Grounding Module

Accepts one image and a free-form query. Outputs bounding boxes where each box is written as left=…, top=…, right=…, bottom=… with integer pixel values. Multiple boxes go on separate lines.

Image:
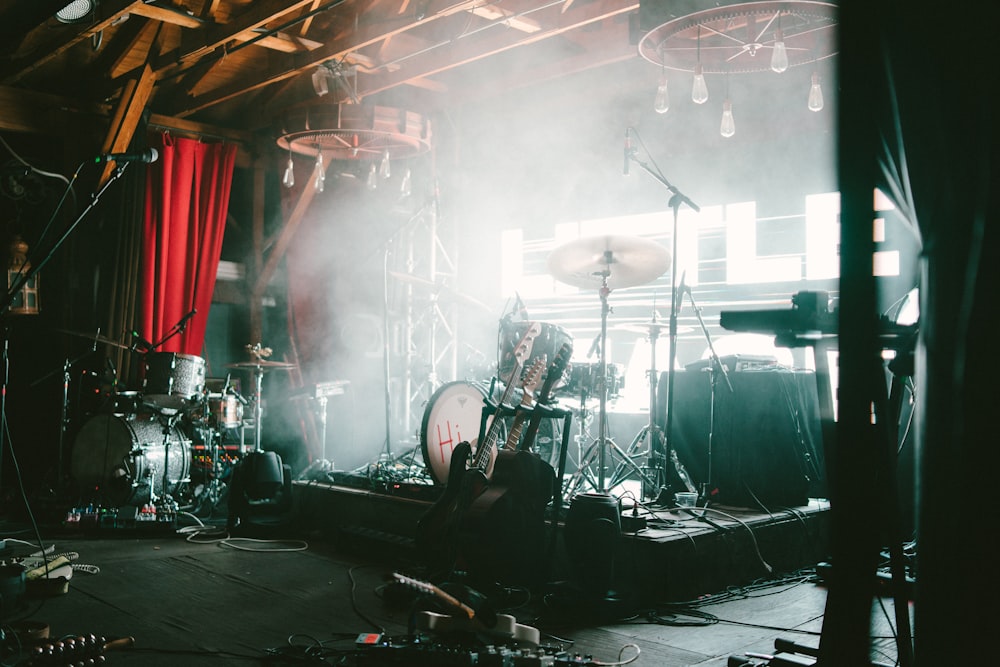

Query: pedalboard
left=64, top=502, right=178, bottom=532
left=354, top=634, right=602, bottom=667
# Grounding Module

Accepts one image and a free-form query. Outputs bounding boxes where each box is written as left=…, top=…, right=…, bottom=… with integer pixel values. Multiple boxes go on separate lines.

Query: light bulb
left=366, top=162, right=377, bottom=190
left=654, top=75, right=669, bottom=114
left=400, top=167, right=412, bottom=197
left=720, top=99, right=735, bottom=138
left=379, top=150, right=391, bottom=178
left=692, top=63, right=708, bottom=105
left=808, top=72, right=824, bottom=111
left=282, top=153, right=295, bottom=188
left=313, top=152, right=325, bottom=192
left=770, top=29, right=788, bottom=73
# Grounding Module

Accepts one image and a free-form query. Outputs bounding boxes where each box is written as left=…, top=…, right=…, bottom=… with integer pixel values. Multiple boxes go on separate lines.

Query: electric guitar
left=519, top=342, right=573, bottom=455
left=501, top=355, right=546, bottom=451
left=415, top=323, right=540, bottom=572
left=392, top=573, right=540, bottom=647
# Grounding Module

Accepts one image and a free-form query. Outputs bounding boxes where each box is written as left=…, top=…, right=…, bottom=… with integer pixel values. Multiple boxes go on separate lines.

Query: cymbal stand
left=565, top=268, right=658, bottom=496
left=250, top=364, right=264, bottom=452
left=619, top=313, right=667, bottom=500
left=687, top=288, right=733, bottom=504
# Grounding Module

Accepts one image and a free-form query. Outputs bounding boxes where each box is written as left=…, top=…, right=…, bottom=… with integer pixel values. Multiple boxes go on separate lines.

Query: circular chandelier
left=276, top=104, right=432, bottom=160
left=276, top=103, right=432, bottom=192
left=638, top=1, right=838, bottom=74
left=638, top=1, right=838, bottom=135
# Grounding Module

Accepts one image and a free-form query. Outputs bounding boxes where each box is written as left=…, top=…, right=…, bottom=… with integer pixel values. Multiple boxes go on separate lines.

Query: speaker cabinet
left=658, top=369, right=825, bottom=508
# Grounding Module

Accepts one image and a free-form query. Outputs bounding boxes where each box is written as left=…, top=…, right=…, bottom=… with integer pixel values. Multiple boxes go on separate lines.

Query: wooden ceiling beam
left=168, top=0, right=485, bottom=117
left=98, top=62, right=157, bottom=187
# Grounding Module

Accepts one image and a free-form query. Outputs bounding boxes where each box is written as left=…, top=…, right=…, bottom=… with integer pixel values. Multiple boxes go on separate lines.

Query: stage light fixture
left=400, top=167, right=412, bottom=197
left=366, top=162, right=377, bottom=190
left=55, top=0, right=95, bottom=23
left=379, top=149, right=391, bottom=179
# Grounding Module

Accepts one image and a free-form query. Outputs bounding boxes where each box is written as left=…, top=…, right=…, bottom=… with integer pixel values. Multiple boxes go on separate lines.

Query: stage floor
left=0, top=467, right=912, bottom=667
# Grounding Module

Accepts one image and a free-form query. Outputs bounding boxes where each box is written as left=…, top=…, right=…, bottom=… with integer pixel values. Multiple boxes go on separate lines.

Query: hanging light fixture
left=366, top=162, right=378, bottom=190
left=6, top=236, right=40, bottom=315
left=720, top=99, right=736, bottom=138
left=770, top=14, right=789, bottom=73
left=379, top=149, right=391, bottom=179
left=400, top=167, right=412, bottom=197
left=638, top=3, right=837, bottom=138
left=312, top=150, right=325, bottom=193
left=692, top=27, right=709, bottom=104
left=654, top=64, right=669, bottom=114
left=282, top=148, right=295, bottom=188
left=808, top=71, right=825, bottom=111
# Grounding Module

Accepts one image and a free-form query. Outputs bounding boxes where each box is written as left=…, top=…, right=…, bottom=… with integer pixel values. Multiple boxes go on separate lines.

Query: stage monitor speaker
left=658, top=369, right=825, bottom=508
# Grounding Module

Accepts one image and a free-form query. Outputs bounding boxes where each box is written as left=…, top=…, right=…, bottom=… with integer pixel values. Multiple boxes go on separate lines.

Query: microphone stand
left=627, top=136, right=700, bottom=499
left=1, top=160, right=131, bottom=497
left=686, top=287, right=733, bottom=504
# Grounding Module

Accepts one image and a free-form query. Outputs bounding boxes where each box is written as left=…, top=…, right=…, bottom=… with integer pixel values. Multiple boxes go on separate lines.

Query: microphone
left=176, top=308, right=197, bottom=331
left=623, top=127, right=632, bottom=176
left=95, top=148, right=159, bottom=164
left=130, top=330, right=153, bottom=353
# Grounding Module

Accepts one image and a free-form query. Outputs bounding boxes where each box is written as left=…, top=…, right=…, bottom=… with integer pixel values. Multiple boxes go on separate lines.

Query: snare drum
left=420, top=381, right=496, bottom=485
left=71, top=413, right=191, bottom=503
left=143, top=352, right=206, bottom=411
left=208, top=394, right=244, bottom=428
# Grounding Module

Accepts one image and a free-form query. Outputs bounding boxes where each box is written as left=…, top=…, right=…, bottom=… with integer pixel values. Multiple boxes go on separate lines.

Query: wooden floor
left=0, top=480, right=906, bottom=667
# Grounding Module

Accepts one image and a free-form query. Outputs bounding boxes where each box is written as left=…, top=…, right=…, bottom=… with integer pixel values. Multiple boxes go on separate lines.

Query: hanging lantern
left=7, top=236, right=40, bottom=315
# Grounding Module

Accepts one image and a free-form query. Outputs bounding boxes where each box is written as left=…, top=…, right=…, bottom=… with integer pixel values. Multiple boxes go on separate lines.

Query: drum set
left=64, top=339, right=291, bottom=512
left=419, top=235, right=686, bottom=501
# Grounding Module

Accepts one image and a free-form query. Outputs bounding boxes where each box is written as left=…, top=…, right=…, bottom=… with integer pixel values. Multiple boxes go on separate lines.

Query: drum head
left=420, top=381, right=493, bottom=485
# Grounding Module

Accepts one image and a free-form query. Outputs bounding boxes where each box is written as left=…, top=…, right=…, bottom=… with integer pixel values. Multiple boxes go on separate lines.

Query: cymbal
left=57, top=328, right=130, bottom=350
left=225, top=360, right=297, bottom=371
left=615, top=321, right=693, bottom=336
left=388, top=271, right=491, bottom=313
left=547, top=235, right=671, bottom=290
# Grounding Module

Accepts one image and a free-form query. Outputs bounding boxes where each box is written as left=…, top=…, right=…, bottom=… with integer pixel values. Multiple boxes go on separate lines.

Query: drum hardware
left=548, top=235, right=671, bottom=495
left=291, top=380, right=349, bottom=478
left=225, top=344, right=297, bottom=453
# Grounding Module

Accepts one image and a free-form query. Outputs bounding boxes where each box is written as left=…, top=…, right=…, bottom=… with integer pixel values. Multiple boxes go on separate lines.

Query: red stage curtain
left=140, top=133, right=237, bottom=355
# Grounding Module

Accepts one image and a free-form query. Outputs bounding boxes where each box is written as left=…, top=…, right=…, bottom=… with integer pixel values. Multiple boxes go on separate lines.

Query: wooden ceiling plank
left=129, top=2, right=206, bottom=29
left=0, top=0, right=147, bottom=85
left=168, top=0, right=321, bottom=67
left=99, top=62, right=157, bottom=187
left=234, top=30, right=324, bottom=53
left=109, top=19, right=162, bottom=80
left=357, top=1, right=638, bottom=98
left=169, top=0, right=486, bottom=117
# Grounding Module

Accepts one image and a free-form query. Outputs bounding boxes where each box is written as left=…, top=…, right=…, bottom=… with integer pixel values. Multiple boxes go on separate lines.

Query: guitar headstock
left=520, top=356, right=547, bottom=404
left=538, top=342, right=573, bottom=404
left=511, top=321, right=542, bottom=369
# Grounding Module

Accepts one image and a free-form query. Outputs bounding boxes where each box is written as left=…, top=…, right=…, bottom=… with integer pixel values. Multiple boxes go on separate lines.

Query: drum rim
left=419, top=380, right=491, bottom=485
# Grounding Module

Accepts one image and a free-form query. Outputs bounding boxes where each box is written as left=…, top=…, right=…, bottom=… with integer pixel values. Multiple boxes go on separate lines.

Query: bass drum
left=420, top=381, right=499, bottom=486
left=71, top=413, right=191, bottom=504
